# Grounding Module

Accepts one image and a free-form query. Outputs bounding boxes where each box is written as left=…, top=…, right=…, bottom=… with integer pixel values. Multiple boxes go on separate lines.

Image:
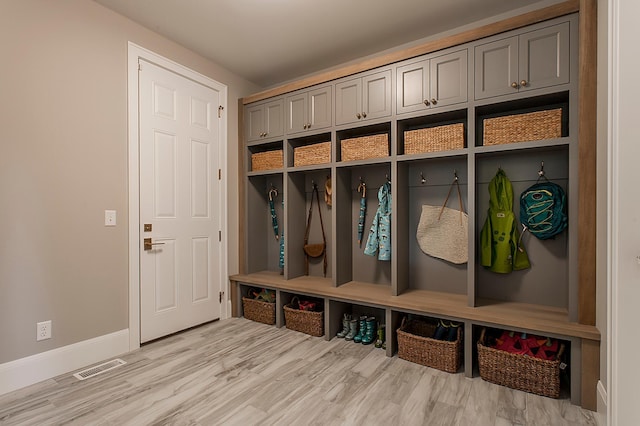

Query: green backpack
left=520, top=181, right=567, bottom=240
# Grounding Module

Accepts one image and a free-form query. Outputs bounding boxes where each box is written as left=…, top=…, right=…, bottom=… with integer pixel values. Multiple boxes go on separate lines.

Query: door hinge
left=219, top=291, right=225, bottom=303
left=218, top=105, right=224, bottom=118
left=138, top=62, right=142, bottom=71
left=218, top=230, right=222, bottom=241
left=218, top=169, right=222, bottom=180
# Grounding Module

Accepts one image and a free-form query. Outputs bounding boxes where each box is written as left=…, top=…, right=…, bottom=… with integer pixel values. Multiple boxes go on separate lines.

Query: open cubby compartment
left=248, top=141, right=284, bottom=173
left=327, top=299, right=386, bottom=343
left=336, top=122, right=391, bottom=163
left=475, top=91, right=570, bottom=148
left=287, top=132, right=333, bottom=169
left=285, top=168, right=333, bottom=280
left=474, top=324, right=571, bottom=399
left=397, top=109, right=467, bottom=157
left=395, top=156, right=468, bottom=296
left=334, top=163, right=392, bottom=287
left=245, top=174, right=285, bottom=274
left=474, top=145, right=570, bottom=308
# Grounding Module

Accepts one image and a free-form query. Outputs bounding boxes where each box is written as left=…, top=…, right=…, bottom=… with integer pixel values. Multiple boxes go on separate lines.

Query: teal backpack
left=519, top=181, right=567, bottom=240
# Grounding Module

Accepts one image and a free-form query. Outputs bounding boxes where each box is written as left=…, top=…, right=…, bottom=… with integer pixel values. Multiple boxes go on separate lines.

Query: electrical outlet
left=37, top=320, right=52, bottom=341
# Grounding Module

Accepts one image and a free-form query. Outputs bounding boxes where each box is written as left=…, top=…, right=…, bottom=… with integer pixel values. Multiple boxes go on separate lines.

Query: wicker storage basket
left=242, top=296, right=276, bottom=325
left=341, top=134, right=389, bottom=162
left=404, top=123, right=465, bottom=154
left=251, top=150, right=283, bottom=171
left=483, top=108, right=563, bottom=146
left=283, top=298, right=324, bottom=337
left=477, top=328, right=565, bottom=398
left=294, top=142, right=331, bottom=167
left=397, top=318, right=463, bottom=373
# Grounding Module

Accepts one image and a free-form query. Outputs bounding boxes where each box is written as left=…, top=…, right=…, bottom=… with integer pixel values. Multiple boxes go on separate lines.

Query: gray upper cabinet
left=246, top=98, right=284, bottom=142
left=285, top=85, right=332, bottom=135
left=335, top=69, right=392, bottom=126
left=397, top=50, right=468, bottom=114
left=475, top=22, right=570, bottom=100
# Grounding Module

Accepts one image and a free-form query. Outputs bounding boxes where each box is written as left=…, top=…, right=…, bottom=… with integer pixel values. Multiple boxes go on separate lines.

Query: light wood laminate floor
left=0, top=318, right=598, bottom=425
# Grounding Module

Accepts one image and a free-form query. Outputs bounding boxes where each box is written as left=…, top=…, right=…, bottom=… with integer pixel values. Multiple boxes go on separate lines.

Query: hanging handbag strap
left=304, top=183, right=327, bottom=276
left=438, top=176, right=465, bottom=224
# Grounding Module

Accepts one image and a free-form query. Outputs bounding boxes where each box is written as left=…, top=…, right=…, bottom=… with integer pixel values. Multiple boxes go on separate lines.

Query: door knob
left=361, top=112, right=367, bottom=118
left=430, top=98, right=437, bottom=105
left=520, top=80, right=528, bottom=87
left=511, top=82, right=519, bottom=89
left=144, top=238, right=165, bottom=251
left=423, top=99, right=430, bottom=106
left=356, top=113, right=362, bottom=119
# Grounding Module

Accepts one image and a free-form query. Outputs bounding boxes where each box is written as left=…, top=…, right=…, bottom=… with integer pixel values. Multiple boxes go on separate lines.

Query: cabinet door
left=430, top=50, right=468, bottom=108
left=264, top=98, right=284, bottom=139
left=396, top=59, right=430, bottom=114
left=308, top=86, right=332, bottom=131
left=362, top=69, right=392, bottom=121
left=246, top=103, right=265, bottom=142
left=474, top=36, right=519, bottom=100
left=285, top=92, right=308, bottom=135
left=335, top=77, right=362, bottom=126
left=519, top=22, right=570, bottom=91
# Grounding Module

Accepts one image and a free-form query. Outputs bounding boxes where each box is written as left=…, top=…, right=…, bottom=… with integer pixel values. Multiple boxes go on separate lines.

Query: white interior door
left=139, top=59, right=222, bottom=343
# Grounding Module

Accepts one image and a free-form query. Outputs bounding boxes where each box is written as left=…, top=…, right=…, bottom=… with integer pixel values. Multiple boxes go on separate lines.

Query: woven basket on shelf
left=340, top=134, right=389, bottom=162
left=397, top=318, right=463, bottom=373
left=477, top=328, right=565, bottom=398
left=294, top=142, right=331, bottom=167
left=251, top=150, right=283, bottom=171
left=404, top=123, right=465, bottom=154
left=483, top=108, right=562, bottom=146
left=283, top=297, right=324, bottom=337
left=242, top=296, right=276, bottom=325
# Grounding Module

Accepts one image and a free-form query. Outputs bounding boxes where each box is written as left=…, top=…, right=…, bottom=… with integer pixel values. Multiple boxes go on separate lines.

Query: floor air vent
left=73, top=358, right=127, bottom=380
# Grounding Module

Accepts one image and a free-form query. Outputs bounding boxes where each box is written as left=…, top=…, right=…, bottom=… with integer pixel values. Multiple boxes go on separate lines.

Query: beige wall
left=0, top=0, right=260, bottom=364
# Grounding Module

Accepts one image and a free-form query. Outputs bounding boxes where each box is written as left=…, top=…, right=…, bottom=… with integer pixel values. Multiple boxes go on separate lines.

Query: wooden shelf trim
left=230, top=271, right=600, bottom=341
left=242, top=0, right=580, bottom=105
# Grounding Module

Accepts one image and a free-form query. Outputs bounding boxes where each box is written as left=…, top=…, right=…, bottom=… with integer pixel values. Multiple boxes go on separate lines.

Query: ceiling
left=94, top=0, right=559, bottom=88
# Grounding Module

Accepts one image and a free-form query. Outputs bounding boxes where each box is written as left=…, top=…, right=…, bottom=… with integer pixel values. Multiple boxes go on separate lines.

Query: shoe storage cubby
left=233, top=12, right=600, bottom=408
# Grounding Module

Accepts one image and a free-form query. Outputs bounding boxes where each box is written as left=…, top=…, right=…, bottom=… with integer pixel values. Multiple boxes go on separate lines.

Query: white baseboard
left=596, top=380, right=607, bottom=426
left=0, top=329, right=130, bottom=396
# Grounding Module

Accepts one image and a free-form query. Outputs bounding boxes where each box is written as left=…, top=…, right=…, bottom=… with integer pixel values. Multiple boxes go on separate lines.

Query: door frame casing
left=127, top=42, right=228, bottom=351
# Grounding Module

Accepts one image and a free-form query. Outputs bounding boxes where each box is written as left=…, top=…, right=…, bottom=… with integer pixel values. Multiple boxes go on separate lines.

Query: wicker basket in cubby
left=251, top=150, right=283, bottom=171
left=242, top=297, right=276, bottom=325
left=483, top=108, right=562, bottom=146
left=477, top=328, right=565, bottom=398
left=397, top=318, right=463, bottom=373
left=340, top=134, right=389, bottom=162
left=404, top=123, right=465, bottom=154
left=283, top=298, right=324, bottom=337
left=293, top=142, right=331, bottom=167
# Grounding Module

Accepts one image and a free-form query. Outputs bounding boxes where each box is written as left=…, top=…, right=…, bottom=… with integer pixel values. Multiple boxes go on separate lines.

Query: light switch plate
left=105, top=210, right=116, bottom=226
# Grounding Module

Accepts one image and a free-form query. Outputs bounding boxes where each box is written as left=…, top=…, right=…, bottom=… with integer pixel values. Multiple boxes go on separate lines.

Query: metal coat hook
left=453, top=170, right=459, bottom=182
left=420, top=172, right=426, bottom=184
left=538, top=161, right=545, bottom=177
left=357, top=178, right=366, bottom=198
left=268, top=184, right=278, bottom=201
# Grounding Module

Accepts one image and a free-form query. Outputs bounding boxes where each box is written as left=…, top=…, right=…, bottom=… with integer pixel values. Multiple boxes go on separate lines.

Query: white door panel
left=139, top=60, right=221, bottom=343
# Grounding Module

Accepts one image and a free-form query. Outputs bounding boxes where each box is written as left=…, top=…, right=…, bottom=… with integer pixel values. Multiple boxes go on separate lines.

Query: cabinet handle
left=263, top=132, right=268, bottom=137
left=303, top=124, right=307, bottom=129
left=423, top=99, right=430, bottom=106
left=361, top=112, right=367, bottom=118
left=307, top=123, right=311, bottom=129
left=511, top=82, right=519, bottom=89
left=356, top=113, right=362, bottom=119
left=430, top=98, right=437, bottom=105
left=520, top=80, right=528, bottom=87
